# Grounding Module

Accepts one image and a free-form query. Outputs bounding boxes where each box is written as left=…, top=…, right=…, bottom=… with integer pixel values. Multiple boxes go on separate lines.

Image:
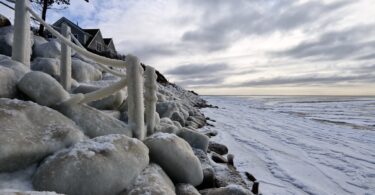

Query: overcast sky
left=2, top=0, right=375, bottom=95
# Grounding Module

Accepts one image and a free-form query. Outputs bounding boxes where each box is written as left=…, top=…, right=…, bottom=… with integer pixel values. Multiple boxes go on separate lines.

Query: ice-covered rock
left=208, top=141, right=228, bottom=155
left=102, top=110, right=121, bottom=119
left=156, top=101, right=179, bottom=118
left=0, top=26, right=34, bottom=58
left=177, top=128, right=209, bottom=152
left=31, top=58, right=60, bottom=78
left=0, top=190, right=63, bottom=195
left=187, top=116, right=206, bottom=128
left=211, top=152, right=228, bottom=163
left=0, top=14, right=11, bottom=27
left=55, top=103, right=132, bottom=138
left=72, top=58, right=102, bottom=82
left=211, top=161, right=248, bottom=188
left=73, top=84, right=126, bottom=110
left=175, top=184, right=200, bottom=195
left=144, top=133, right=203, bottom=186
left=17, top=71, right=70, bottom=106
left=200, top=185, right=254, bottom=195
left=0, top=26, right=14, bottom=57
left=124, top=163, right=175, bottom=195
left=0, top=98, right=84, bottom=172
left=33, top=39, right=61, bottom=58
left=171, top=111, right=185, bottom=126
left=155, top=123, right=180, bottom=134
left=0, top=66, right=17, bottom=98
left=0, top=55, right=29, bottom=98
left=33, top=35, right=48, bottom=46
left=193, top=149, right=216, bottom=189
left=33, top=134, right=149, bottom=195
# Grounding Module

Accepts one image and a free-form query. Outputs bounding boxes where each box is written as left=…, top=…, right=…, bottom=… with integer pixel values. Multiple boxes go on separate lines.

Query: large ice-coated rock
left=144, top=133, right=203, bottom=186
left=72, top=58, right=102, bottom=82
left=124, top=163, right=176, bottom=195
left=17, top=71, right=70, bottom=106
left=156, top=101, right=179, bottom=118
left=0, top=191, right=63, bottom=195
left=34, top=39, right=61, bottom=58
left=31, top=57, right=60, bottom=78
left=33, top=134, right=149, bottom=195
left=73, top=84, right=126, bottom=110
left=0, top=98, right=84, bottom=172
left=175, top=183, right=200, bottom=195
left=0, top=55, right=28, bottom=98
left=177, top=128, right=209, bottom=152
left=0, top=26, right=34, bottom=57
left=55, top=103, right=132, bottom=138
left=200, top=185, right=254, bottom=195
left=0, top=14, right=11, bottom=27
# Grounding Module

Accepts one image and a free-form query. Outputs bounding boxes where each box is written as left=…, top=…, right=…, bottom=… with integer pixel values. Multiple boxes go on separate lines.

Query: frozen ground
left=201, top=96, right=375, bottom=195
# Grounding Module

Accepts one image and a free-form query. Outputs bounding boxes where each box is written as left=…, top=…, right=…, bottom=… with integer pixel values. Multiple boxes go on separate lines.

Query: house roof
left=53, top=17, right=88, bottom=35
left=103, top=38, right=112, bottom=45
left=83, top=29, right=100, bottom=47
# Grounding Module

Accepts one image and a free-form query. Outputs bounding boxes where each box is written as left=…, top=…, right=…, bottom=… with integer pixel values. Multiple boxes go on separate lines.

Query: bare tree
left=30, top=0, right=89, bottom=36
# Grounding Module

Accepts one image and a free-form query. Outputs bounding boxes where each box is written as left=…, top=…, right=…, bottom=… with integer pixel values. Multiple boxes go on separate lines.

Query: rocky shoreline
left=0, top=20, right=259, bottom=195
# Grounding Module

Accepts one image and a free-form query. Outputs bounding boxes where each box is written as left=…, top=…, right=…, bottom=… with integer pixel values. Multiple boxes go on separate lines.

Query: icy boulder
left=55, top=103, right=132, bottom=138
left=17, top=71, right=70, bottom=107
left=72, top=58, right=102, bottom=82
left=0, top=27, right=12, bottom=56
left=155, top=117, right=180, bottom=134
left=144, top=133, right=203, bottom=186
left=177, top=128, right=209, bottom=152
left=0, top=26, right=33, bottom=57
left=200, top=185, right=254, bottom=195
left=0, top=98, right=84, bottom=172
left=32, top=134, right=149, bottom=195
left=124, top=163, right=175, bottom=195
left=31, top=58, right=60, bottom=78
left=73, top=84, right=126, bottom=110
left=0, top=55, right=29, bottom=98
left=175, top=184, right=200, bottom=195
left=33, top=39, right=61, bottom=58
left=0, top=191, right=63, bottom=195
left=0, top=14, right=11, bottom=27
left=156, top=101, right=179, bottom=118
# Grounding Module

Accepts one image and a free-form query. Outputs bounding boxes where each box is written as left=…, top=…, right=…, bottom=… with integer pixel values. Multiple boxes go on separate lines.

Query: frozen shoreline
left=201, top=96, right=375, bottom=195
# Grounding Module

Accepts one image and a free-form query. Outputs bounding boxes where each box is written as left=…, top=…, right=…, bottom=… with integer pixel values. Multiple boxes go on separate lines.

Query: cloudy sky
left=2, top=0, right=375, bottom=95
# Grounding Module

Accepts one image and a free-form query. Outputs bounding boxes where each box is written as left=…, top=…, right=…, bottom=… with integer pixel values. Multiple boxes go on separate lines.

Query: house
left=50, top=17, right=117, bottom=57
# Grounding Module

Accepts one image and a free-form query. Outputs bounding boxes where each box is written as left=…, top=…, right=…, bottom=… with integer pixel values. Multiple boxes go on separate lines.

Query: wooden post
left=60, top=23, right=72, bottom=91
left=12, top=0, right=31, bottom=66
left=126, top=55, right=145, bottom=140
left=144, top=66, right=158, bottom=135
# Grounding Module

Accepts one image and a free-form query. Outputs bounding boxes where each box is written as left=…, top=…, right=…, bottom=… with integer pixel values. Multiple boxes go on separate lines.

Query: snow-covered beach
left=202, top=96, right=375, bottom=195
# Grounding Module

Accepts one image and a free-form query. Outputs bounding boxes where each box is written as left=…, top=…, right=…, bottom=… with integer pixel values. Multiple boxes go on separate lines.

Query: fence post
left=60, top=23, right=72, bottom=91
left=144, top=66, right=158, bottom=135
left=126, top=55, right=145, bottom=140
left=12, top=0, right=31, bottom=67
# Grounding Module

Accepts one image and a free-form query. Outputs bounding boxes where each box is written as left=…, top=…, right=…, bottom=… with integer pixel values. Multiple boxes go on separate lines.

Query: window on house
left=96, top=42, right=102, bottom=52
left=73, top=34, right=79, bottom=39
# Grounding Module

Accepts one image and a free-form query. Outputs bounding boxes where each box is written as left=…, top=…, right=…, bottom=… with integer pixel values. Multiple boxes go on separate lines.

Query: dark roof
left=53, top=17, right=87, bottom=35
left=83, top=29, right=100, bottom=46
left=83, top=29, right=99, bottom=36
left=103, top=38, right=112, bottom=45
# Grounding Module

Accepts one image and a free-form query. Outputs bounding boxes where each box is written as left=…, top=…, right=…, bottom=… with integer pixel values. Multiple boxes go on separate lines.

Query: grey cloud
left=231, top=74, right=375, bottom=87
left=117, top=41, right=180, bottom=61
left=166, top=63, right=229, bottom=77
left=357, top=53, right=375, bottom=60
left=181, top=0, right=352, bottom=51
left=176, top=77, right=225, bottom=87
left=275, top=25, right=375, bottom=60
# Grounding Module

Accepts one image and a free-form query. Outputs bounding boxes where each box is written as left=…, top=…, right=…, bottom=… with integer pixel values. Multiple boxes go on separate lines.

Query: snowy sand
left=201, top=96, right=375, bottom=195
